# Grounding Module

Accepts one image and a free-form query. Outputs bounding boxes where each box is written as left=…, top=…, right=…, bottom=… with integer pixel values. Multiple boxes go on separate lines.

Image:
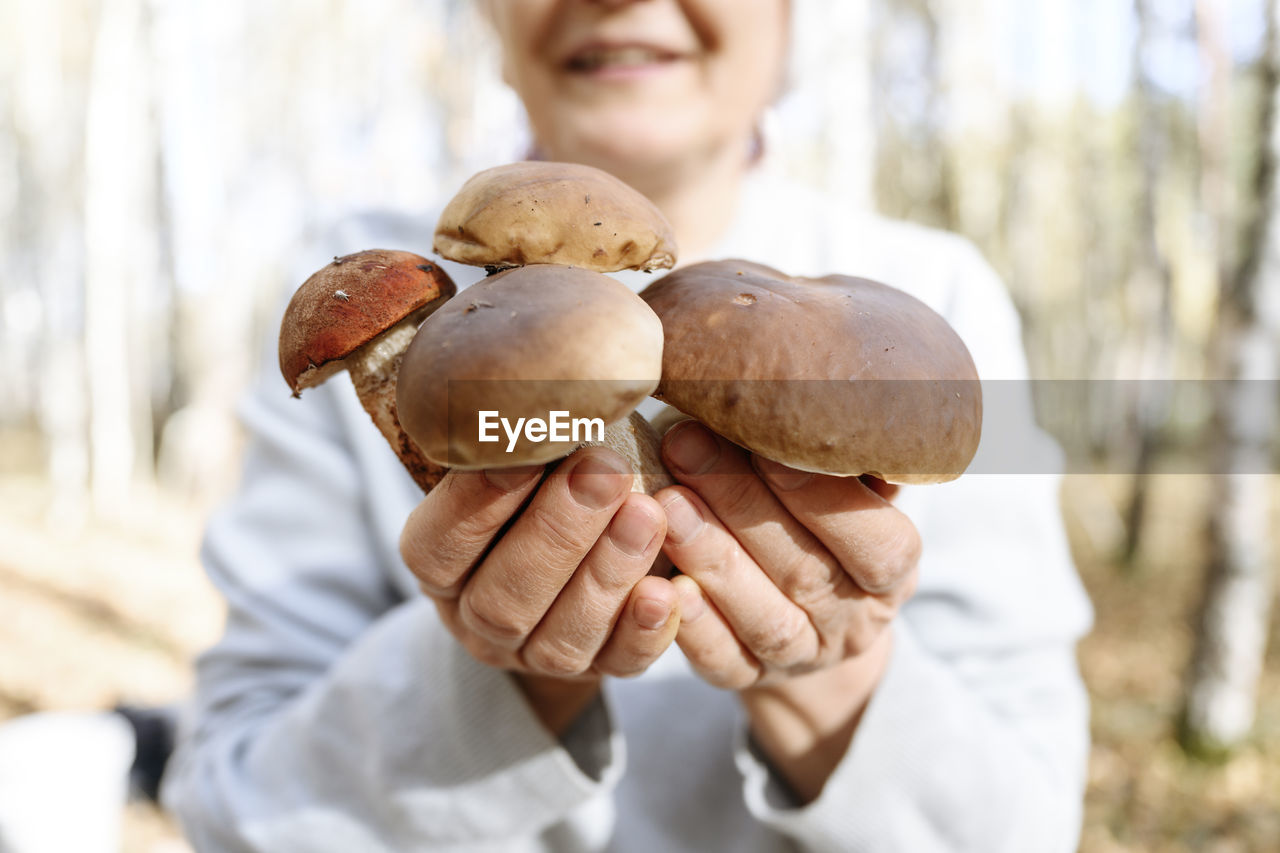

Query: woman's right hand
left=399, top=446, right=679, bottom=733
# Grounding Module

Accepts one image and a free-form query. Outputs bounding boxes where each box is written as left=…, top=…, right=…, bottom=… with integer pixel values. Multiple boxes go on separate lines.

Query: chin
left=543, top=111, right=704, bottom=187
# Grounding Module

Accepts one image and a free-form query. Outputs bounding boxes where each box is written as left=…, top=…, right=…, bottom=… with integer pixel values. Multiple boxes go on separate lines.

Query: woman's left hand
left=658, top=419, right=920, bottom=689
left=656, top=419, right=922, bottom=801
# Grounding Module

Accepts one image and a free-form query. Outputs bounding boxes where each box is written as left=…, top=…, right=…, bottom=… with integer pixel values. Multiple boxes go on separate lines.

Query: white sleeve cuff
left=736, top=623, right=1087, bottom=853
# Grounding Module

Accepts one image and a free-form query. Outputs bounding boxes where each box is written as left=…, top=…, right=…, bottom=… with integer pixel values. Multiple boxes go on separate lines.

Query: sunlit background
left=1, top=0, right=1277, bottom=850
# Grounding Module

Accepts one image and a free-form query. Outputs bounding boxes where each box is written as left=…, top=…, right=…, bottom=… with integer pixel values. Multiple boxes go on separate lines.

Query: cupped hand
left=656, top=420, right=921, bottom=693
left=399, top=447, right=680, bottom=731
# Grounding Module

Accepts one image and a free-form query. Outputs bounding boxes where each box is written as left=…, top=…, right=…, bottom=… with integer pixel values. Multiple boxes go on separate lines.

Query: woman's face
left=485, top=0, right=789, bottom=179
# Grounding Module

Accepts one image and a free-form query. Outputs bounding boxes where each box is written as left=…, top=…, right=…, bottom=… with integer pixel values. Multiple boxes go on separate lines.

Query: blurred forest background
left=1, top=0, right=1278, bottom=850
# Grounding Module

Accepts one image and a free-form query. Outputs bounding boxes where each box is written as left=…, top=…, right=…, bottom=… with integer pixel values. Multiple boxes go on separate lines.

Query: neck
left=641, top=149, right=748, bottom=264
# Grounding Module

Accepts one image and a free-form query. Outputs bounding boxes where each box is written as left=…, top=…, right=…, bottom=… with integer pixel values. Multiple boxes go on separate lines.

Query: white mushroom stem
left=590, top=411, right=674, bottom=496
left=346, top=319, right=447, bottom=492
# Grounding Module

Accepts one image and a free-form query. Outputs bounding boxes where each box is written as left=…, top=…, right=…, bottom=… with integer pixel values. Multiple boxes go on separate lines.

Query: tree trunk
left=1180, top=0, right=1280, bottom=758
left=1121, top=0, right=1178, bottom=567
left=83, top=0, right=160, bottom=514
left=10, top=0, right=95, bottom=530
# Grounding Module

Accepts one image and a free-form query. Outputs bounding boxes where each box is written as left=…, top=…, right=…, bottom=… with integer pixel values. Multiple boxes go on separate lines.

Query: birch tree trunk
left=1180, top=0, right=1280, bottom=757
left=933, top=0, right=1009, bottom=249
left=1121, top=0, right=1178, bottom=565
left=9, top=0, right=95, bottom=530
left=83, top=0, right=160, bottom=514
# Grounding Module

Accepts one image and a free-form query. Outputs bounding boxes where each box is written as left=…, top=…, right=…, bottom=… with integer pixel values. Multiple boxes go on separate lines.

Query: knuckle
left=596, top=638, right=665, bottom=679
left=595, top=658, right=643, bottom=679
left=460, top=592, right=529, bottom=644
left=857, top=523, right=920, bottom=592
left=750, top=611, right=812, bottom=668
left=524, top=503, right=592, bottom=560
left=418, top=577, right=462, bottom=601
left=703, top=663, right=758, bottom=691
left=890, top=567, right=921, bottom=607
left=594, top=649, right=652, bottom=679
left=679, top=633, right=762, bottom=688
left=855, top=561, right=897, bottom=595
left=458, top=634, right=510, bottom=670
left=841, top=614, right=883, bottom=658
left=708, top=475, right=765, bottom=523
left=684, top=539, right=744, bottom=583
left=522, top=640, right=590, bottom=678
left=776, top=554, right=837, bottom=610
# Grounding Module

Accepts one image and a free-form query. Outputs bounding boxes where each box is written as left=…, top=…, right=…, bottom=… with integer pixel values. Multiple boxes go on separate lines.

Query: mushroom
left=433, top=161, right=677, bottom=273
left=640, top=259, right=982, bottom=484
left=279, top=248, right=456, bottom=491
left=395, top=264, right=672, bottom=494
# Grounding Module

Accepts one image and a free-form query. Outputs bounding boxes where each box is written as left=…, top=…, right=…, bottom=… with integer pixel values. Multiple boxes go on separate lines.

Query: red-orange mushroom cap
left=278, top=248, right=457, bottom=493
left=279, top=249, right=456, bottom=395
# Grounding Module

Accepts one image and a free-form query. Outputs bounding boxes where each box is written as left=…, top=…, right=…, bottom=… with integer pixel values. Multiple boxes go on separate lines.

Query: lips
left=564, top=43, right=684, bottom=73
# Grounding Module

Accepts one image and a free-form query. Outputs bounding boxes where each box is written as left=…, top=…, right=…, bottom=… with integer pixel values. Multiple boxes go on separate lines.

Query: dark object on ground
left=114, top=704, right=176, bottom=804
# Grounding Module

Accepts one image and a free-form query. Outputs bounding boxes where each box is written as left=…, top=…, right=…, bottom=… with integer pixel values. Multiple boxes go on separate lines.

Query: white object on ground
left=0, top=711, right=134, bottom=853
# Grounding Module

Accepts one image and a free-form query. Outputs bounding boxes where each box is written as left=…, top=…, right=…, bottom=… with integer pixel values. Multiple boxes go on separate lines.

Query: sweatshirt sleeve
left=161, top=367, right=623, bottom=852
left=737, top=616, right=1090, bottom=852
left=735, top=237, right=1094, bottom=851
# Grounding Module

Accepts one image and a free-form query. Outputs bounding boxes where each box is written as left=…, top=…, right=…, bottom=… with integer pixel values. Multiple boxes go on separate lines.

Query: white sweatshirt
left=163, top=171, right=1094, bottom=852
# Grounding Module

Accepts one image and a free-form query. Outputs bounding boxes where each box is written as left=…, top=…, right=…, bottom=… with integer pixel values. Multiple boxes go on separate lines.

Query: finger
left=753, top=457, right=922, bottom=598
left=663, top=420, right=854, bottom=614
left=592, top=575, right=680, bottom=678
left=520, top=495, right=666, bottom=677
left=671, top=575, right=762, bottom=690
left=432, top=597, right=519, bottom=671
left=401, top=464, right=543, bottom=598
left=459, top=448, right=632, bottom=649
left=658, top=486, right=819, bottom=670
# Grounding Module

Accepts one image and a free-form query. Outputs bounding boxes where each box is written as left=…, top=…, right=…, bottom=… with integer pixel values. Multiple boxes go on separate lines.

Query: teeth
left=571, top=47, right=668, bottom=70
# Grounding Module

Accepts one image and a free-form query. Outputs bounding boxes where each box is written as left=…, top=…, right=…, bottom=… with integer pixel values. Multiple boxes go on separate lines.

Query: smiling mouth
left=565, top=46, right=682, bottom=72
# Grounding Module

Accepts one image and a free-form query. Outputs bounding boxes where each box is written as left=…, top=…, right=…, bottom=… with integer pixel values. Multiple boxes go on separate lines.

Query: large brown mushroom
left=279, top=249, right=456, bottom=491
left=640, top=259, right=982, bottom=484
left=433, top=161, right=678, bottom=273
left=396, top=264, right=671, bottom=494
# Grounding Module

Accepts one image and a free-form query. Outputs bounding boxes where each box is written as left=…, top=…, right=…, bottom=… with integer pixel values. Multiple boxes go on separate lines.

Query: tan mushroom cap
left=397, top=264, right=664, bottom=468
left=279, top=249, right=456, bottom=394
left=640, top=260, right=982, bottom=484
left=433, top=161, right=678, bottom=273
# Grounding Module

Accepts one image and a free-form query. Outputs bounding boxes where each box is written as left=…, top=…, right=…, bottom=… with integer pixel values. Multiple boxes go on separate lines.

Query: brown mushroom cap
left=279, top=249, right=456, bottom=395
left=433, top=161, right=678, bottom=273
left=397, top=264, right=664, bottom=468
left=640, top=259, right=982, bottom=484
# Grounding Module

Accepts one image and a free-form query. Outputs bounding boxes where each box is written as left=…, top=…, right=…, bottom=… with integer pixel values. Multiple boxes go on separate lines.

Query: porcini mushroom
left=396, top=264, right=671, bottom=494
left=279, top=248, right=456, bottom=491
left=433, top=161, right=677, bottom=273
left=640, top=259, right=982, bottom=484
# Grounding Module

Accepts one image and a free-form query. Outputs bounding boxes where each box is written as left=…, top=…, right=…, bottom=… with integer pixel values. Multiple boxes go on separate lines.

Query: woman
left=165, top=2, right=1093, bottom=850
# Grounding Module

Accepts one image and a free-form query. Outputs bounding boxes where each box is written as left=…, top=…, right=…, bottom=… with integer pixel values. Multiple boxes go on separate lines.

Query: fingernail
left=484, top=465, right=542, bottom=492
left=754, top=456, right=812, bottom=491
left=665, top=421, right=720, bottom=475
left=609, top=503, right=660, bottom=557
left=569, top=454, right=629, bottom=509
left=634, top=596, right=671, bottom=630
left=660, top=493, right=704, bottom=545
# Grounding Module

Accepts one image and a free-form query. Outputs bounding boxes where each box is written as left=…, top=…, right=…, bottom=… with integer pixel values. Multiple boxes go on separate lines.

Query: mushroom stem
left=591, top=411, right=673, bottom=496
left=346, top=319, right=448, bottom=492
